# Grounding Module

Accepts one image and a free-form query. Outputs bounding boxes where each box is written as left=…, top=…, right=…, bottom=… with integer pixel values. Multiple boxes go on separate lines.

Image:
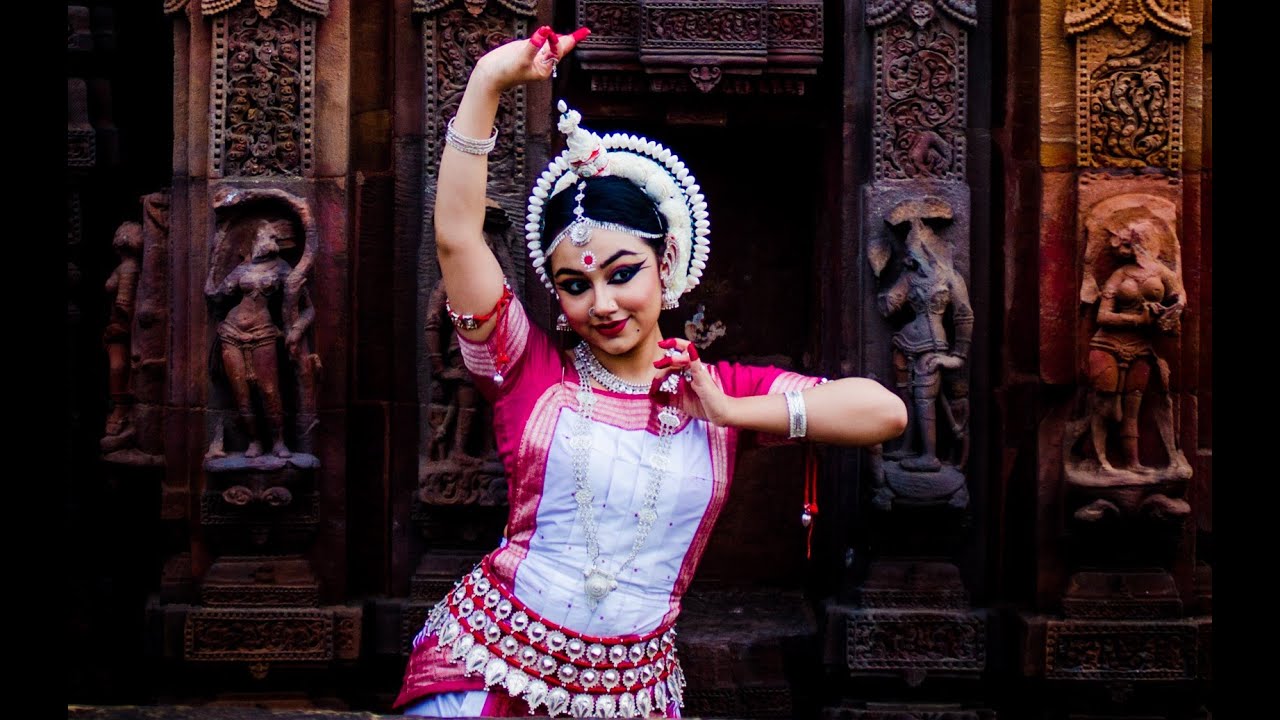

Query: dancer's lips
left=594, top=318, right=628, bottom=337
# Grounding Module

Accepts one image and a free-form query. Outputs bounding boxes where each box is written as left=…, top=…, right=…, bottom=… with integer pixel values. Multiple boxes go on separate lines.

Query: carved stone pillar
left=403, top=0, right=544, bottom=660
left=826, top=1, right=992, bottom=715
left=1021, top=0, right=1209, bottom=714
left=151, top=0, right=359, bottom=693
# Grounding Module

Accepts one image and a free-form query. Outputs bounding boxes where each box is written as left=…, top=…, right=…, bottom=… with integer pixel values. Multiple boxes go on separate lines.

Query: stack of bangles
left=445, top=116, right=497, bottom=156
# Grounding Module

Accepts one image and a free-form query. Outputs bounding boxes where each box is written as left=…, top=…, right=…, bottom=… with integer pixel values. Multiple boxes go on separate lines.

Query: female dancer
left=397, top=27, right=907, bottom=718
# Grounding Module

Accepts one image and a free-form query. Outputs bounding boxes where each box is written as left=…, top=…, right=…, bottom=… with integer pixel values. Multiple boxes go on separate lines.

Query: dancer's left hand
left=650, top=338, right=733, bottom=426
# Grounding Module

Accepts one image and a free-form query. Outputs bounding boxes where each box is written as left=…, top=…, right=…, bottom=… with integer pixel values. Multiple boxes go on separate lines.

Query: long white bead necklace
left=571, top=342, right=682, bottom=607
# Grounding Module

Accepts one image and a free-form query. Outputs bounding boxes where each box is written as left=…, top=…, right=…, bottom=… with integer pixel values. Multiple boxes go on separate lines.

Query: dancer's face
left=549, top=228, right=666, bottom=357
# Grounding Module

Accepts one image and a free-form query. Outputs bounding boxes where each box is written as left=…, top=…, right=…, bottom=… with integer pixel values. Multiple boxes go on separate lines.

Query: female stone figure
left=1080, top=200, right=1186, bottom=475
left=204, top=203, right=316, bottom=462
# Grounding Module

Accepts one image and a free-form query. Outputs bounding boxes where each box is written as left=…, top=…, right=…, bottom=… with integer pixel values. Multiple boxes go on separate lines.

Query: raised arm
left=436, top=28, right=588, bottom=343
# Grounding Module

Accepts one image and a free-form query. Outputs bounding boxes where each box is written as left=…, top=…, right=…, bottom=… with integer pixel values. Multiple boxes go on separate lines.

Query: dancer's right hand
left=472, top=26, right=591, bottom=91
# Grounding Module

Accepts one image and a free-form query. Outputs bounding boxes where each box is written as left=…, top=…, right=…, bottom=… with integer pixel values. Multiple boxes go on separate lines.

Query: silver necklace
left=574, top=342, right=652, bottom=395
left=571, top=344, right=682, bottom=607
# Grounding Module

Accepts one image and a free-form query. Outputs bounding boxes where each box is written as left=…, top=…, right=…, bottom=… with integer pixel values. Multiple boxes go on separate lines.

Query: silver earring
left=661, top=290, right=679, bottom=311
left=556, top=313, right=570, bottom=332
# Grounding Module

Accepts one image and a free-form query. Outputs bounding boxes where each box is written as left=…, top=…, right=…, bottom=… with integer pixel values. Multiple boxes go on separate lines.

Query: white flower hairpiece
left=525, top=101, right=710, bottom=308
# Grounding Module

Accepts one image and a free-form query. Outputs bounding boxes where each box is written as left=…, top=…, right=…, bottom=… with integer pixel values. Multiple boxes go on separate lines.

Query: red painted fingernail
left=571, top=27, right=591, bottom=42
left=687, top=345, right=699, bottom=362
left=529, top=27, right=549, bottom=48
left=658, top=339, right=675, bottom=348
left=654, top=357, right=673, bottom=369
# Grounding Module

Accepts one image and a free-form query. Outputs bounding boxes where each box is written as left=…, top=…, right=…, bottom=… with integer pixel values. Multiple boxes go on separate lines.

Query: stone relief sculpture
left=418, top=201, right=513, bottom=507
left=1067, top=192, right=1191, bottom=522
left=101, top=221, right=144, bottom=453
left=100, top=190, right=171, bottom=466
left=204, top=186, right=321, bottom=472
left=868, top=196, right=971, bottom=509
left=1063, top=0, right=1192, bottom=171
left=424, top=279, right=482, bottom=464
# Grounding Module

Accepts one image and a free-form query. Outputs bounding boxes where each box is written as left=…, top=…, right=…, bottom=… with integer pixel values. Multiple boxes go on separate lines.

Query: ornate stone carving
left=767, top=0, right=823, bottom=53
left=1063, top=0, right=1191, bottom=37
left=1065, top=1, right=1192, bottom=170
left=868, top=197, right=971, bottom=509
left=415, top=0, right=537, bottom=15
left=868, top=0, right=971, bottom=181
left=575, top=0, right=823, bottom=95
left=103, top=192, right=170, bottom=466
left=846, top=611, right=985, bottom=674
left=867, top=0, right=977, bottom=28
left=417, top=1, right=532, bottom=188
left=199, top=463, right=320, bottom=553
left=195, top=0, right=330, bottom=17
left=578, top=0, right=642, bottom=51
left=1065, top=192, right=1190, bottom=522
left=209, top=4, right=316, bottom=177
left=689, top=65, right=723, bottom=92
left=204, top=186, right=321, bottom=471
left=419, top=202, right=514, bottom=508
left=1044, top=620, right=1197, bottom=680
left=200, top=483, right=319, bottom=527
left=644, top=1, right=766, bottom=49
left=184, top=608, right=334, bottom=661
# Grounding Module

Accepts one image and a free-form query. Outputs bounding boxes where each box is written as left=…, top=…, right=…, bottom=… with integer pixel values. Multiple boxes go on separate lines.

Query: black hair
left=542, top=175, right=667, bottom=260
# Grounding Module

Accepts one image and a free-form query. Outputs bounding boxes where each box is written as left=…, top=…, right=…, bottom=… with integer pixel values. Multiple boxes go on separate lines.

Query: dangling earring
left=556, top=313, right=570, bottom=332
left=659, top=237, right=679, bottom=311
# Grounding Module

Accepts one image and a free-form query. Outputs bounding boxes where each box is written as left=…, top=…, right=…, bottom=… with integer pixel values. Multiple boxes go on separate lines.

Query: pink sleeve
left=455, top=297, right=557, bottom=401
left=711, top=361, right=829, bottom=446
left=712, top=361, right=828, bottom=398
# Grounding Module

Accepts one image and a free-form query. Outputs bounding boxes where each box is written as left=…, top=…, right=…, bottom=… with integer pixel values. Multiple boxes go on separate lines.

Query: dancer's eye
left=557, top=279, right=589, bottom=296
left=609, top=263, right=646, bottom=284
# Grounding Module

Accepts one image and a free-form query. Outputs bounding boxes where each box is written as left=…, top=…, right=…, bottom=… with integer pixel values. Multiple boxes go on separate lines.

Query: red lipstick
left=595, top=318, right=628, bottom=337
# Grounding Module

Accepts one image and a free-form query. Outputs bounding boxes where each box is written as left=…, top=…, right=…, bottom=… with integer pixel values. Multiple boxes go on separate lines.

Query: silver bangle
left=784, top=390, right=807, bottom=439
left=445, top=116, right=498, bottom=155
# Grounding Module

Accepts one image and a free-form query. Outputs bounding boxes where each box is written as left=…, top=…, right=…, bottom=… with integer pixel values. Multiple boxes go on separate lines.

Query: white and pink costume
left=395, top=298, right=823, bottom=717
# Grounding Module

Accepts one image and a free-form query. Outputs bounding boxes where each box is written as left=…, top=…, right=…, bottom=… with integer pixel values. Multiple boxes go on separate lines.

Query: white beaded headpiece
left=525, top=101, right=711, bottom=309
